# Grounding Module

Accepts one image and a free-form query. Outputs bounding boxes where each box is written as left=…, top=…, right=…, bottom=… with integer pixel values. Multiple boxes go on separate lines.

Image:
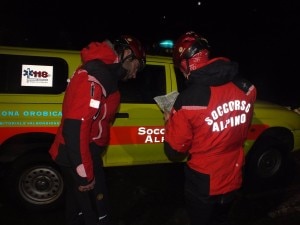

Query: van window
left=118, top=64, right=166, bottom=103
left=0, top=54, right=68, bottom=94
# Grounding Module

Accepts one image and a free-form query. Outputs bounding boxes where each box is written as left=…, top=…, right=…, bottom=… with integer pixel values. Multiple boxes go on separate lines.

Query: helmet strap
left=120, top=48, right=134, bottom=64
left=122, top=54, right=134, bottom=63
left=185, top=59, right=191, bottom=78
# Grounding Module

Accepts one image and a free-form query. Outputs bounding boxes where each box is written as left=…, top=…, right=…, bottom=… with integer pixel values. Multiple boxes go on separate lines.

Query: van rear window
left=0, top=54, right=68, bottom=94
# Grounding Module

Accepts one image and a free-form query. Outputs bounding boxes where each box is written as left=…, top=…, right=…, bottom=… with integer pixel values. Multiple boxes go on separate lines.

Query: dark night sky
left=1, top=0, right=298, bottom=49
left=0, top=0, right=299, bottom=106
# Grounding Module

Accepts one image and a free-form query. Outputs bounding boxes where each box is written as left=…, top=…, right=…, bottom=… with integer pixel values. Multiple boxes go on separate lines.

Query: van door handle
left=115, top=113, right=129, bottom=118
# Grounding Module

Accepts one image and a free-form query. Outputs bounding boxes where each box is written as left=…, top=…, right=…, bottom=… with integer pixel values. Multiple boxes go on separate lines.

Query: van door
left=104, top=60, right=176, bottom=166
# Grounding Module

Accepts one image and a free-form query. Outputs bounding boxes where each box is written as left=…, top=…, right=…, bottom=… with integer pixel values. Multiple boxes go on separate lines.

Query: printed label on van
left=21, top=64, right=54, bottom=87
left=110, top=126, right=165, bottom=144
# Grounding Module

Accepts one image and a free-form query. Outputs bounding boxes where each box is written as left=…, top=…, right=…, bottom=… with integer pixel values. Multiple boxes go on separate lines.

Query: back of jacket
left=164, top=58, right=257, bottom=195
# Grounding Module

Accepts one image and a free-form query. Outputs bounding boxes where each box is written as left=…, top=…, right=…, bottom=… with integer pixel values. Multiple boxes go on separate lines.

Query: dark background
left=0, top=0, right=299, bottom=106
left=0, top=2, right=300, bottom=224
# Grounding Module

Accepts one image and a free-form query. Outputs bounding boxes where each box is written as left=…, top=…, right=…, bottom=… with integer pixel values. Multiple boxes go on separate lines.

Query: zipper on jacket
left=90, top=82, right=95, bottom=97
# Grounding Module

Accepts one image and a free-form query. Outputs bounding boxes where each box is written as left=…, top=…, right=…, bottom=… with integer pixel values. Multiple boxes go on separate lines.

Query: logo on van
left=21, top=64, right=54, bottom=87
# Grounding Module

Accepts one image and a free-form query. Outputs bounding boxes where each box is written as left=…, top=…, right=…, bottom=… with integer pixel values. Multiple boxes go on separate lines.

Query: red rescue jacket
left=49, top=41, right=123, bottom=185
left=164, top=58, right=257, bottom=195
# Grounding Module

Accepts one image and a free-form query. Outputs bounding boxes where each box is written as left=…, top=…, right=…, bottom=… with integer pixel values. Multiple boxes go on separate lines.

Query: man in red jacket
left=49, top=35, right=145, bottom=225
left=164, top=31, right=257, bottom=225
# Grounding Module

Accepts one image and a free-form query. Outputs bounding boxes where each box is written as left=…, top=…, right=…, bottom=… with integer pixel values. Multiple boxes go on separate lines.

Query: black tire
left=244, top=137, right=292, bottom=191
left=5, top=153, right=64, bottom=211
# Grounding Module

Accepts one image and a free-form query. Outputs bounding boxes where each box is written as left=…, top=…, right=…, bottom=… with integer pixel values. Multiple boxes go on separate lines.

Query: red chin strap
left=179, top=49, right=210, bottom=75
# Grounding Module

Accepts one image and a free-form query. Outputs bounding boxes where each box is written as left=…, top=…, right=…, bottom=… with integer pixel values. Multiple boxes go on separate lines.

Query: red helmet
left=173, top=31, right=210, bottom=68
left=114, top=35, right=146, bottom=71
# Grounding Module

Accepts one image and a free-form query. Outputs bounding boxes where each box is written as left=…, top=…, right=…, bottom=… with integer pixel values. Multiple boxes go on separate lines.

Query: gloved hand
left=164, top=109, right=170, bottom=122
left=78, top=177, right=95, bottom=192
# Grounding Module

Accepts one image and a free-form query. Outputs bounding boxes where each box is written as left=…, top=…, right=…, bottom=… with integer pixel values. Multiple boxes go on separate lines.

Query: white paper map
left=154, top=91, right=179, bottom=113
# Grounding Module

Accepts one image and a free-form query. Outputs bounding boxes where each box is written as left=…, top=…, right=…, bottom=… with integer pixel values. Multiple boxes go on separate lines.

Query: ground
left=1, top=156, right=300, bottom=225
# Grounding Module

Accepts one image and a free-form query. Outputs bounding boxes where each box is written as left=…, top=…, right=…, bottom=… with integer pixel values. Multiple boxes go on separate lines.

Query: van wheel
left=7, top=153, right=64, bottom=211
left=244, top=137, right=292, bottom=191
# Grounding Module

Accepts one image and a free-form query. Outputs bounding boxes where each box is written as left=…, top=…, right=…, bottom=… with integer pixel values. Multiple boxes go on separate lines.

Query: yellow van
left=0, top=46, right=299, bottom=211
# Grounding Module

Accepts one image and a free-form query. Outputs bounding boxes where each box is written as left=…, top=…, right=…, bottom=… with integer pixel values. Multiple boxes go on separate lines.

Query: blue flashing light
left=159, top=40, right=174, bottom=49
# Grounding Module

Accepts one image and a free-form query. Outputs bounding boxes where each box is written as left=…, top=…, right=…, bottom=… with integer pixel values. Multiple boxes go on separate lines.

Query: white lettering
left=210, top=113, right=247, bottom=132
left=204, top=99, right=253, bottom=132
left=145, top=135, right=153, bottom=143
left=138, top=127, right=165, bottom=135
left=138, top=127, right=165, bottom=143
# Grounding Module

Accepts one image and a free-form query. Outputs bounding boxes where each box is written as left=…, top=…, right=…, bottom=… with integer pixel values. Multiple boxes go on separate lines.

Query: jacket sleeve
left=62, top=118, right=94, bottom=185
left=164, top=109, right=191, bottom=160
left=164, top=141, right=187, bottom=162
left=61, top=70, right=103, bottom=185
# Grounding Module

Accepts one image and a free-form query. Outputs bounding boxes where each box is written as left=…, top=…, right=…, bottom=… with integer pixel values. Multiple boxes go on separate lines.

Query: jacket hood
left=188, top=57, right=238, bottom=86
left=80, top=40, right=118, bottom=64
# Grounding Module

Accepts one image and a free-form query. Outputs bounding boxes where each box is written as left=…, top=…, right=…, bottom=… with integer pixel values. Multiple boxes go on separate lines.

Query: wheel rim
left=19, top=166, right=64, bottom=205
left=256, top=149, right=282, bottom=178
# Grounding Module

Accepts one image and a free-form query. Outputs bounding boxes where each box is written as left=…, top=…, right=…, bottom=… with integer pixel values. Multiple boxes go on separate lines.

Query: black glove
left=78, top=177, right=95, bottom=192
